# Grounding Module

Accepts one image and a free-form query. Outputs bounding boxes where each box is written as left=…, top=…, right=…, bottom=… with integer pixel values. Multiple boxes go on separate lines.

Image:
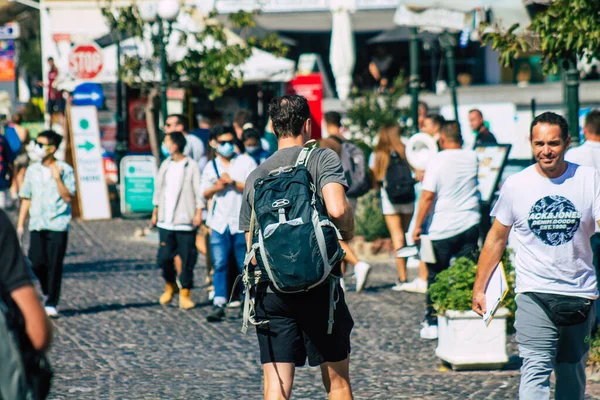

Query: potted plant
left=428, top=251, right=516, bottom=370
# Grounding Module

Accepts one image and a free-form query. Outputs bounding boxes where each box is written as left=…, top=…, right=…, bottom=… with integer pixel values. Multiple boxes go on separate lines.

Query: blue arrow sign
left=72, top=82, right=104, bottom=108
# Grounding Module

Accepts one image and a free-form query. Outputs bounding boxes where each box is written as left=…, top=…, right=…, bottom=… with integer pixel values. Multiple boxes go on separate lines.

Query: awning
left=394, top=0, right=531, bottom=33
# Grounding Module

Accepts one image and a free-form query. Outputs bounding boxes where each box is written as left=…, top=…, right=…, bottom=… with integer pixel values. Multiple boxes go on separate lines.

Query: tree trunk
left=145, top=88, right=161, bottom=168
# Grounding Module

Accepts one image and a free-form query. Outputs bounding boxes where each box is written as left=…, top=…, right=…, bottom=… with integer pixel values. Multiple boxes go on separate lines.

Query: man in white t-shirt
left=201, top=125, right=257, bottom=322
left=473, top=112, right=599, bottom=399
left=566, top=109, right=600, bottom=280
left=413, top=121, right=481, bottom=340
left=152, top=132, right=204, bottom=310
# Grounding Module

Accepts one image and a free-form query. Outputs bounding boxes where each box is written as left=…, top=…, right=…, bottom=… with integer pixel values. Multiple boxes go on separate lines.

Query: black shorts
left=255, top=282, right=354, bottom=367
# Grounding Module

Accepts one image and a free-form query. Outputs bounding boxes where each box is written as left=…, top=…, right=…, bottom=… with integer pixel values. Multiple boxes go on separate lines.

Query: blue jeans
left=210, top=227, right=246, bottom=306
left=515, top=293, right=595, bottom=400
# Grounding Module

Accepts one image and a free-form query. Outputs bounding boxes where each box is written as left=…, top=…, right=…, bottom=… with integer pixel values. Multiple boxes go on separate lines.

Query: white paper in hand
left=483, top=262, right=508, bottom=327
left=419, top=234, right=436, bottom=264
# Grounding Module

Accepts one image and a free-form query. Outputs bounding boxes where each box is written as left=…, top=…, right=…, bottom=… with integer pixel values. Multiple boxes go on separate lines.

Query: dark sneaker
left=206, top=305, right=225, bottom=323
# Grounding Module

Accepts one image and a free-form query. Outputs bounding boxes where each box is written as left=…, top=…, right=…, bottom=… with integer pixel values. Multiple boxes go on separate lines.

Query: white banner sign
left=70, top=105, right=112, bottom=220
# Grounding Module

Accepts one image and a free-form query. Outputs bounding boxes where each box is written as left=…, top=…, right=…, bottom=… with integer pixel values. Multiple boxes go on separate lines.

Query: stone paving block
left=4, top=216, right=596, bottom=399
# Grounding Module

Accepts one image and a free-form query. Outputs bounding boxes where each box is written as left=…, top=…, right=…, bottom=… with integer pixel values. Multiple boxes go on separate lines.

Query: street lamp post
left=139, top=0, right=180, bottom=126
left=409, top=27, right=420, bottom=134
left=440, top=33, right=459, bottom=122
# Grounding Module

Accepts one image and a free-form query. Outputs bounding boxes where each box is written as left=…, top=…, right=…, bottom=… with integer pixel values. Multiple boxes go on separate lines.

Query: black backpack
left=329, top=137, right=370, bottom=198
left=384, top=151, right=415, bottom=204
left=241, top=142, right=345, bottom=334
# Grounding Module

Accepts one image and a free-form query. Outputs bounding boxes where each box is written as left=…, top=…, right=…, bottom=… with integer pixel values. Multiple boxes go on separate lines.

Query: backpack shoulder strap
left=212, top=159, right=221, bottom=179
left=295, top=140, right=317, bottom=167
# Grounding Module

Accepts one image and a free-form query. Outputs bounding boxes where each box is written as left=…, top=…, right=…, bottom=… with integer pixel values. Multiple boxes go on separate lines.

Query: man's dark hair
left=47, top=57, right=54, bottom=62
left=425, top=113, right=445, bottom=127
left=210, top=125, right=236, bottom=141
left=167, top=131, right=187, bottom=153
left=167, top=114, right=188, bottom=132
left=234, top=109, right=252, bottom=129
left=38, top=130, right=62, bottom=148
left=268, top=95, right=310, bottom=139
left=418, top=101, right=428, bottom=110
left=242, top=128, right=262, bottom=142
left=585, top=110, right=600, bottom=136
left=530, top=112, right=569, bottom=141
left=441, top=121, right=462, bottom=144
left=13, top=113, right=23, bottom=124
left=469, top=109, right=483, bottom=118
left=324, top=111, right=342, bottom=128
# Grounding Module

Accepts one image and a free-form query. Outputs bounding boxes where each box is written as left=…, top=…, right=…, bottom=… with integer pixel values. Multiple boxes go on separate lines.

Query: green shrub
left=588, top=336, right=600, bottom=366
left=428, top=250, right=516, bottom=332
left=355, top=190, right=390, bottom=242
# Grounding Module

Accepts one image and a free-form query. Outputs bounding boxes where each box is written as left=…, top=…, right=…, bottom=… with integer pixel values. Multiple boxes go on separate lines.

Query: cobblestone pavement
left=14, top=217, right=600, bottom=399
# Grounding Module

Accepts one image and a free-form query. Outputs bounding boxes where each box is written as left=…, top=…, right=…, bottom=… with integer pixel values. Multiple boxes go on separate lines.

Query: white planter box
left=435, top=308, right=509, bottom=370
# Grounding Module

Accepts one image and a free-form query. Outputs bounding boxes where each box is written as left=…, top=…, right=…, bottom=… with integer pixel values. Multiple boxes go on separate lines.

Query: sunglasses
left=35, top=142, right=53, bottom=148
left=217, top=140, right=234, bottom=145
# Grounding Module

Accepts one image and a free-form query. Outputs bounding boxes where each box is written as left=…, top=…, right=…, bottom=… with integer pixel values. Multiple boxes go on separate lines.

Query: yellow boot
left=159, top=282, right=178, bottom=305
left=179, top=289, right=195, bottom=310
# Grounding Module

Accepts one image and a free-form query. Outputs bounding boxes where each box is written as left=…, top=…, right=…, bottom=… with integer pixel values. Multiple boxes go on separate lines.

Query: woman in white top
left=369, top=123, right=415, bottom=288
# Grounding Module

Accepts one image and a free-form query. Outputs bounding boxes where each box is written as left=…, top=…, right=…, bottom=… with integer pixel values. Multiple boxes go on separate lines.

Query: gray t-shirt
left=239, top=146, right=347, bottom=232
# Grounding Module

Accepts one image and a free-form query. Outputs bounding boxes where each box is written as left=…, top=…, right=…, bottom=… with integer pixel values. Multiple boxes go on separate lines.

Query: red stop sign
left=69, top=44, right=103, bottom=79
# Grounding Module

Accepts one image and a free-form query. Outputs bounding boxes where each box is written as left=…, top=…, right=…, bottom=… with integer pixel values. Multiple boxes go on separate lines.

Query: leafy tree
left=346, top=75, right=409, bottom=144
left=101, top=6, right=288, bottom=100
left=481, top=0, right=600, bottom=75
left=480, top=0, right=600, bottom=141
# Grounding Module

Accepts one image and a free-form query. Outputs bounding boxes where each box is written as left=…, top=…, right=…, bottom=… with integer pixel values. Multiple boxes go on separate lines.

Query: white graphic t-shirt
left=491, top=163, right=600, bottom=299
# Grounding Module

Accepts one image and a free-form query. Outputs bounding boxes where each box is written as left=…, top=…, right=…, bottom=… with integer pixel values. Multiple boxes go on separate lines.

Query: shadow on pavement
left=63, top=259, right=154, bottom=275
left=59, top=301, right=158, bottom=317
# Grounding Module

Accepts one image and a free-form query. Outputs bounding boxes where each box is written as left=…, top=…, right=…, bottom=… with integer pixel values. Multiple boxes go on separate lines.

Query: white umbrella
left=329, top=0, right=356, bottom=101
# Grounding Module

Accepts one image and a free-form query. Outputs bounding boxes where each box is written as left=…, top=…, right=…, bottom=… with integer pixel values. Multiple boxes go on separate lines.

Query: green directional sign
left=120, top=156, right=156, bottom=214
left=77, top=141, right=95, bottom=151
left=79, top=118, right=90, bottom=130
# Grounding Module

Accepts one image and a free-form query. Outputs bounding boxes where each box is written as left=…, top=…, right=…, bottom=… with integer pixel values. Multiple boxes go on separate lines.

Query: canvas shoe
left=419, top=322, right=438, bottom=340
left=354, top=261, right=371, bottom=293
left=391, top=279, right=408, bottom=291
left=44, top=306, right=59, bottom=318
left=227, top=300, right=242, bottom=308
left=396, top=278, right=428, bottom=294
left=206, top=305, right=226, bottom=323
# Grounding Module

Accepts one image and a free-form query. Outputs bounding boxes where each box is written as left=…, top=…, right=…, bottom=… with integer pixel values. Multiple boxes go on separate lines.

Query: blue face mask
left=245, top=145, right=260, bottom=154
left=161, top=143, right=170, bottom=157
left=217, top=142, right=235, bottom=158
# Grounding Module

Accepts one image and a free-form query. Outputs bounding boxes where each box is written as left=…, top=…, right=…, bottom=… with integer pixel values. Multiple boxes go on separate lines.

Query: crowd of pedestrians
left=3, top=95, right=600, bottom=399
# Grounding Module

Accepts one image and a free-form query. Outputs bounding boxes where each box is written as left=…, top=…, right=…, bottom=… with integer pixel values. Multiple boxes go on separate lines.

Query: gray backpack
left=241, top=142, right=345, bottom=334
left=330, top=137, right=370, bottom=198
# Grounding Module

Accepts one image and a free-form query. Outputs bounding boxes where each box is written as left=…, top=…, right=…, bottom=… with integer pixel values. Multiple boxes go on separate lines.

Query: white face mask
left=28, top=142, right=50, bottom=162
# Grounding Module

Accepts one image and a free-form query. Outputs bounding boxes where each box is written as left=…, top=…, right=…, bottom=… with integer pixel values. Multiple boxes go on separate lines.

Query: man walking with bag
left=239, top=95, right=355, bottom=399
left=473, top=112, right=599, bottom=399
left=152, top=132, right=204, bottom=309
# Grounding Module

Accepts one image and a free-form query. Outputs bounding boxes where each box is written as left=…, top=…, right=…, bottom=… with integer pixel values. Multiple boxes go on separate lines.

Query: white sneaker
left=391, top=280, right=408, bottom=291
left=354, top=261, right=371, bottom=293
left=227, top=300, right=242, bottom=308
left=339, top=278, right=346, bottom=292
left=419, top=322, right=438, bottom=340
left=44, top=306, right=58, bottom=318
left=395, top=278, right=428, bottom=294
left=396, top=246, right=419, bottom=259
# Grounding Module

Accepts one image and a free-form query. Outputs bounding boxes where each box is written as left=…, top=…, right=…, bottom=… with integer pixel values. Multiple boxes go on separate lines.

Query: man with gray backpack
left=239, top=95, right=355, bottom=399
left=320, top=111, right=372, bottom=292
